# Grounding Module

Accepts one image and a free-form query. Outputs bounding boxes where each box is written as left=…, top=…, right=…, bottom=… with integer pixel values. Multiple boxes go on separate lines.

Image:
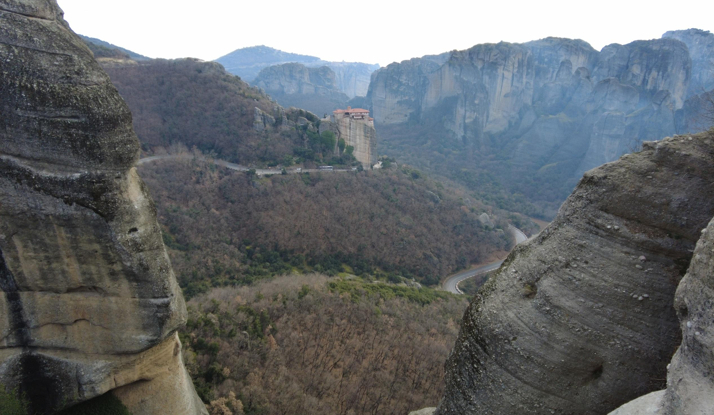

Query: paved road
left=137, top=154, right=354, bottom=175
left=443, top=225, right=529, bottom=294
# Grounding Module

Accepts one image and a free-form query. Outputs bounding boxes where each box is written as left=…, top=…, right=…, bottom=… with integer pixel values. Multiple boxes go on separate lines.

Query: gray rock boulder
left=436, top=130, right=714, bottom=414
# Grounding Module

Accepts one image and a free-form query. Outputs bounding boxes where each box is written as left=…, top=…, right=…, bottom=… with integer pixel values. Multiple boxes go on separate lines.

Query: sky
left=58, top=0, right=714, bottom=67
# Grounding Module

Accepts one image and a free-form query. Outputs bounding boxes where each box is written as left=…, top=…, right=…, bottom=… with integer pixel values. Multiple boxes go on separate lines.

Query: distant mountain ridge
left=215, top=45, right=379, bottom=97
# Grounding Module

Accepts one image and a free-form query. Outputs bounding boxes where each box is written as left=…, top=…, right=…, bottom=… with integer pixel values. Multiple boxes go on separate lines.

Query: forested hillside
left=183, top=275, right=469, bottom=415
left=102, top=58, right=300, bottom=164
left=138, top=156, right=518, bottom=297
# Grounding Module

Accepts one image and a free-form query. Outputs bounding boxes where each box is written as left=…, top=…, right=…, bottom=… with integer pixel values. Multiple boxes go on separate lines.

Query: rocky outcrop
left=663, top=29, right=714, bottom=97
left=321, top=111, right=377, bottom=168
left=254, top=62, right=350, bottom=116
left=367, top=35, right=708, bottom=207
left=0, top=1, right=205, bottom=413
left=609, top=198, right=714, bottom=415
left=369, top=56, right=446, bottom=125
left=327, top=61, right=381, bottom=98
left=436, top=131, right=714, bottom=414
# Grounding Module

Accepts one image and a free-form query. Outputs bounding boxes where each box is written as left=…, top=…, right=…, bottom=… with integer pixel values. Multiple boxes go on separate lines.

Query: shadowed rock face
left=609, top=195, right=714, bottom=415
left=0, top=1, right=205, bottom=413
left=436, top=130, right=714, bottom=415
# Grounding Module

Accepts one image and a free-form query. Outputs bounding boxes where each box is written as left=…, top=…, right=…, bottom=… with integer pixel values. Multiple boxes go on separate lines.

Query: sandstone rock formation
left=254, top=62, right=350, bottom=116
left=320, top=108, right=378, bottom=168
left=436, top=131, right=714, bottom=414
left=609, top=198, right=714, bottom=415
left=0, top=1, right=206, bottom=413
left=367, top=34, right=711, bottom=208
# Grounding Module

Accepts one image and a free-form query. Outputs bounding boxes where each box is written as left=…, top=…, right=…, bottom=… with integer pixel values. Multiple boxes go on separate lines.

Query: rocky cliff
left=663, top=29, right=714, bottom=97
left=0, top=1, right=205, bottom=413
left=367, top=33, right=713, bottom=211
left=215, top=45, right=379, bottom=97
left=320, top=112, right=378, bottom=168
left=254, top=62, right=350, bottom=116
left=435, top=130, right=714, bottom=414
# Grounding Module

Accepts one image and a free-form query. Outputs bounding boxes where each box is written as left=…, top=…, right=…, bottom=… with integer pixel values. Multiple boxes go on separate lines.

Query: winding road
left=137, top=154, right=355, bottom=175
left=443, top=225, right=528, bottom=294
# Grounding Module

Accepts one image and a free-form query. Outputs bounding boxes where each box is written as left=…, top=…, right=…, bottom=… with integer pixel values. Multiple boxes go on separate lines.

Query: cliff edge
left=0, top=0, right=206, bottom=413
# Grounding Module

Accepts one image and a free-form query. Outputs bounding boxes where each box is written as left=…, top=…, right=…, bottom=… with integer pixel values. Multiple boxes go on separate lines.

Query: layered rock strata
left=436, top=131, right=714, bottom=414
left=609, top=201, right=714, bottom=415
left=0, top=1, right=205, bottom=413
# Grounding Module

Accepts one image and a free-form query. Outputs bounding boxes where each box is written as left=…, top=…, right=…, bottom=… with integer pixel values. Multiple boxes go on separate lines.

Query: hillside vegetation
left=182, top=274, right=469, bottom=415
left=139, top=156, right=515, bottom=297
left=102, top=58, right=298, bottom=164
left=103, top=58, right=367, bottom=169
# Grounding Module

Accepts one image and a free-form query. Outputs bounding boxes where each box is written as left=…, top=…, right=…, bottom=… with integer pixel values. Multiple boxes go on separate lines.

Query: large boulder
left=0, top=1, right=206, bottom=413
left=436, top=130, right=714, bottom=414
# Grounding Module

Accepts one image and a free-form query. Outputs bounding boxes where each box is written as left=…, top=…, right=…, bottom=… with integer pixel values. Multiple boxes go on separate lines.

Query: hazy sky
left=58, top=0, right=713, bottom=67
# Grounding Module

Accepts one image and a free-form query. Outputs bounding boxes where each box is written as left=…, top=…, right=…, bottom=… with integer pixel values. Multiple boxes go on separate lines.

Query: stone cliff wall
left=0, top=1, right=205, bottom=413
left=436, top=130, right=714, bottom=414
left=367, top=34, right=713, bottom=204
left=331, top=115, right=377, bottom=168
left=254, top=62, right=349, bottom=116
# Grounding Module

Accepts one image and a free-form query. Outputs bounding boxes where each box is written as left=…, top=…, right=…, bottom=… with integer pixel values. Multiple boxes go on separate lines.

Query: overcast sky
left=58, top=0, right=713, bottom=67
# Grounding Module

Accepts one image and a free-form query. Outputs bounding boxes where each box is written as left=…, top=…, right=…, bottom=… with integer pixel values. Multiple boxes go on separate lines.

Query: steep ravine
left=0, top=0, right=205, bottom=413
left=435, top=130, right=714, bottom=414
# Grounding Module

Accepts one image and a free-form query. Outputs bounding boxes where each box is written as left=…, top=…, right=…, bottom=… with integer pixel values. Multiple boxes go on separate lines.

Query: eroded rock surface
left=0, top=1, right=205, bottom=413
left=436, top=130, right=714, bottom=414
left=610, top=201, right=714, bottom=415
left=254, top=62, right=350, bottom=115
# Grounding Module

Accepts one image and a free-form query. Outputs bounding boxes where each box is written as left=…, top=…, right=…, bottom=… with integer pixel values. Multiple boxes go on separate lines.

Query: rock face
left=367, top=35, right=710, bottom=207
left=326, top=61, right=381, bottom=98
left=321, top=109, right=378, bottom=168
left=663, top=29, right=714, bottom=97
left=609, top=197, right=714, bottom=415
left=436, top=131, right=714, bottom=414
left=0, top=1, right=205, bottom=413
left=215, top=45, right=379, bottom=97
left=254, top=62, right=350, bottom=116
